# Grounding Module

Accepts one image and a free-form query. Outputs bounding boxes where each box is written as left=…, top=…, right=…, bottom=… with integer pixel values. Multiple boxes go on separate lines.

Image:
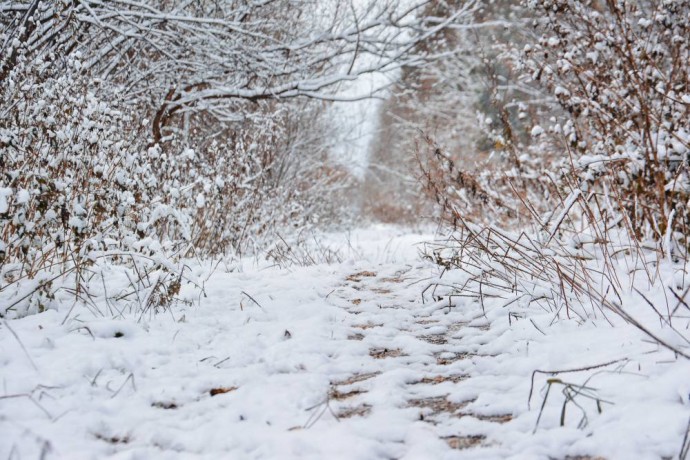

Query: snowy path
left=2, top=228, right=689, bottom=459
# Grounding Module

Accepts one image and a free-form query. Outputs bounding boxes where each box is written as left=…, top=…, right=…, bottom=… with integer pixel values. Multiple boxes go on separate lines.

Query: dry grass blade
left=680, top=416, right=690, bottom=460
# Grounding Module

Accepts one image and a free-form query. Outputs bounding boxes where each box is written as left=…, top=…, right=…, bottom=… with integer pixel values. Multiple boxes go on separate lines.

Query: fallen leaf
left=209, top=386, right=238, bottom=396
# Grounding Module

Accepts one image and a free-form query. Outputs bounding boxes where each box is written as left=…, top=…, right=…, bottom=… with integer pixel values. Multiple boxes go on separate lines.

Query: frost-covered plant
left=161, top=102, right=355, bottom=257
left=421, top=0, right=690, bottom=245
left=417, top=0, right=690, bottom=355
left=0, top=37, right=189, bottom=317
left=522, top=0, right=690, bottom=244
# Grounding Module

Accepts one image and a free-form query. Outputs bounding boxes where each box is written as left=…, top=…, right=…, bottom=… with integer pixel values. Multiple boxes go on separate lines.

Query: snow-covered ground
left=1, top=226, right=689, bottom=459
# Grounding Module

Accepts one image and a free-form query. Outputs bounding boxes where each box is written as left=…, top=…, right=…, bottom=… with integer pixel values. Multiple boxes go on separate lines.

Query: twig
left=241, top=291, right=266, bottom=312
left=680, top=415, right=690, bottom=460
left=528, top=358, right=627, bottom=409
left=529, top=318, right=546, bottom=336
left=110, top=373, right=136, bottom=399
left=2, top=319, right=39, bottom=372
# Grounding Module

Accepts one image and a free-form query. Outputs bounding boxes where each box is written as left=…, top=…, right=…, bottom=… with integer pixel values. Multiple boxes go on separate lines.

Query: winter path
left=2, top=227, right=689, bottom=459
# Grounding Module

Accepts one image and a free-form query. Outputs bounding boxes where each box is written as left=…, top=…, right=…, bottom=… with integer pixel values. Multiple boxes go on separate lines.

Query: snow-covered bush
left=0, top=8, right=345, bottom=318
left=161, top=102, right=356, bottom=257
left=418, top=0, right=690, bottom=354
left=0, top=26, right=189, bottom=317
left=421, top=0, right=689, bottom=244
left=522, top=0, right=690, bottom=245
left=2, top=0, right=452, bottom=317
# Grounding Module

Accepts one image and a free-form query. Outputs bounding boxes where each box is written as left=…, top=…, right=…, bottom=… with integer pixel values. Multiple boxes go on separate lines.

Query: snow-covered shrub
left=418, top=0, right=690, bottom=355
left=0, top=1, right=358, bottom=317
left=422, top=0, right=689, bottom=247
left=157, top=102, right=355, bottom=257
left=521, top=0, right=690, bottom=245
left=0, top=33, right=190, bottom=317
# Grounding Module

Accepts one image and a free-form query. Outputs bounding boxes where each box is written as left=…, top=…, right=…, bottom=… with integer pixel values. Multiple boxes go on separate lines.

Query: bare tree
left=2, top=0, right=473, bottom=143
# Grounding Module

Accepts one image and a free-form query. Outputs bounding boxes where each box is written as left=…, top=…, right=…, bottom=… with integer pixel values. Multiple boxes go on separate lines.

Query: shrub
left=417, top=0, right=690, bottom=355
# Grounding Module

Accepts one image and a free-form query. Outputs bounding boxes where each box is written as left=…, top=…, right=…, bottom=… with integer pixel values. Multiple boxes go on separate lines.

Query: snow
left=530, top=126, right=544, bottom=137
left=0, top=188, right=11, bottom=214
left=1, top=226, right=689, bottom=459
left=15, top=190, right=30, bottom=205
